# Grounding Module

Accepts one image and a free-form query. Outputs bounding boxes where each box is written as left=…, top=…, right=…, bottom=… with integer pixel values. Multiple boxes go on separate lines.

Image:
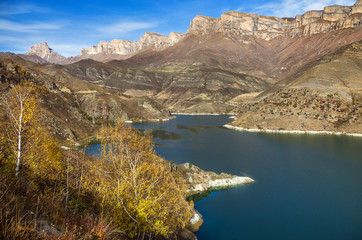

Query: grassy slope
left=230, top=41, right=362, bottom=133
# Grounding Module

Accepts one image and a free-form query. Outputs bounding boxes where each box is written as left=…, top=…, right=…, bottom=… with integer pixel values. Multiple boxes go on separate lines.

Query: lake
left=86, top=115, right=362, bottom=240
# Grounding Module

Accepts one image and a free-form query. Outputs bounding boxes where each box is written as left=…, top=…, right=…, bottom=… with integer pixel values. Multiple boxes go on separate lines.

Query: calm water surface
left=86, top=115, right=362, bottom=240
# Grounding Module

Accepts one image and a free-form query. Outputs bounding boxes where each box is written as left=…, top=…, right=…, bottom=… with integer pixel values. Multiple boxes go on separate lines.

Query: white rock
left=81, top=31, right=185, bottom=56
left=190, top=213, right=201, bottom=225
left=208, top=177, right=254, bottom=188
left=26, top=42, right=67, bottom=64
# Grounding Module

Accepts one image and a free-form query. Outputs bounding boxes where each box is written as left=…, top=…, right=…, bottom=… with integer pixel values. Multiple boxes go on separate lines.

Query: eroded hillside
left=0, top=56, right=171, bottom=142
left=229, top=41, right=362, bottom=134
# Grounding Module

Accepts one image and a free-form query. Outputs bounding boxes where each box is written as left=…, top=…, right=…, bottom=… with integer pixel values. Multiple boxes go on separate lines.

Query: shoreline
left=223, top=124, right=362, bottom=137
left=172, top=112, right=233, bottom=116
left=186, top=176, right=254, bottom=196
left=177, top=163, right=254, bottom=197
left=124, top=116, right=175, bottom=123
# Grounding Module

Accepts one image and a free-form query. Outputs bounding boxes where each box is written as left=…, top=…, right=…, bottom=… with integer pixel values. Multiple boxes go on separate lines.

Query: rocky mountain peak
left=21, top=0, right=361, bottom=65
left=80, top=31, right=185, bottom=56
left=27, top=42, right=52, bottom=56
left=26, top=42, right=67, bottom=64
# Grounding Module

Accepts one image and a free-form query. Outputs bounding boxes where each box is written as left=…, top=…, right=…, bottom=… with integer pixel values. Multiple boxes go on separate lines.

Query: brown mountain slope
left=109, top=27, right=362, bottom=80
left=0, top=56, right=170, bottom=142
left=50, top=1, right=362, bottom=114
left=0, top=52, right=49, bottom=64
left=60, top=58, right=271, bottom=114
left=229, top=41, right=362, bottom=134
left=60, top=27, right=361, bottom=113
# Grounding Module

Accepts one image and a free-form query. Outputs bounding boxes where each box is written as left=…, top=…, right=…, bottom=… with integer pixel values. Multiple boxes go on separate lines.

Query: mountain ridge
left=1, top=1, right=361, bottom=129
left=187, top=2, right=361, bottom=39
left=19, top=0, right=362, bottom=65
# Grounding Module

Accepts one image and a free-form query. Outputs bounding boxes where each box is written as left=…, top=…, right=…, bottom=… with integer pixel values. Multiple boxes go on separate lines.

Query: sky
left=0, top=0, right=357, bottom=57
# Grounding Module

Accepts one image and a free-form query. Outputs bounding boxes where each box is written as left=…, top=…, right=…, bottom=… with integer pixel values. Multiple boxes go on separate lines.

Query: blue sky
left=0, top=0, right=356, bottom=57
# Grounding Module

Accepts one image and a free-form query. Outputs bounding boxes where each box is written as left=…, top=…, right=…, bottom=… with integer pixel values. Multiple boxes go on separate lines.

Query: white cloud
left=50, top=43, right=89, bottom=57
left=0, top=36, right=24, bottom=43
left=235, top=7, right=245, bottom=12
left=98, top=21, right=158, bottom=35
left=255, top=0, right=356, bottom=17
left=0, top=19, right=63, bottom=33
left=0, top=35, right=49, bottom=52
left=0, top=3, right=49, bottom=15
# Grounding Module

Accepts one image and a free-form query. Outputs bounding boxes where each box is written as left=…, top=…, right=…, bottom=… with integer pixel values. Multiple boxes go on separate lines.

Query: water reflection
left=175, top=124, right=199, bottom=133
left=150, top=129, right=184, bottom=140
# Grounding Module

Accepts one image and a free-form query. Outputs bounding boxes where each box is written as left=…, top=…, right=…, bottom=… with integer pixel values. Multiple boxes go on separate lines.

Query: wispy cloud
left=236, top=8, right=245, bottom=12
left=0, top=36, right=24, bottom=43
left=0, top=3, right=49, bottom=15
left=0, top=19, right=63, bottom=33
left=0, top=35, right=45, bottom=53
left=50, top=43, right=90, bottom=57
left=98, top=20, right=158, bottom=35
left=255, top=0, right=356, bottom=17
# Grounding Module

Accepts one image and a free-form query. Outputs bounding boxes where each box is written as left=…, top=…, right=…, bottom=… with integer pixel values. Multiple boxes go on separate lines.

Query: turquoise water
left=86, top=115, right=362, bottom=240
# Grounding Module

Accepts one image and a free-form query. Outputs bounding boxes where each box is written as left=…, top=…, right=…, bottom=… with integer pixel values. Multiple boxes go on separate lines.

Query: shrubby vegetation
left=0, top=82, right=192, bottom=239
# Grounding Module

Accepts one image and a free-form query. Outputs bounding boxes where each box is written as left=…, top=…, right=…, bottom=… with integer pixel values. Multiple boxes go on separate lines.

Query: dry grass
left=0, top=162, right=127, bottom=240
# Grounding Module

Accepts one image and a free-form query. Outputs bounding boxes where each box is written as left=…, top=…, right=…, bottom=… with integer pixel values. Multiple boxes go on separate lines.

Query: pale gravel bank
left=223, top=124, right=362, bottom=137
left=172, top=112, right=232, bottom=116
left=177, top=163, right=254, bottom=196
left=124, top=117, right=175, bottom=123
left=186, top=176, right=255, bottom=194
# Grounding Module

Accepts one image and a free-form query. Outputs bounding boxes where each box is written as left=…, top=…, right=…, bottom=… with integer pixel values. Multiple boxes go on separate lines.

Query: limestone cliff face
left=352, top=0, right=362, bottom=14
left=26, top=42, right=67, bottom=64
left=188, top=1, right=362, bottom=40
left=22, top=0, right=361, bottom=66
left=80, top=31, right=184, bottom=56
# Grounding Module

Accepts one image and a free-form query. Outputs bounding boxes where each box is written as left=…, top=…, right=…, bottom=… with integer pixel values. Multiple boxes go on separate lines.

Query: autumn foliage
left=98, top=122, right=192, bottom=238
left=0, top=82, right=192, bottom=239
left=1, top=82, right=62, bottom=180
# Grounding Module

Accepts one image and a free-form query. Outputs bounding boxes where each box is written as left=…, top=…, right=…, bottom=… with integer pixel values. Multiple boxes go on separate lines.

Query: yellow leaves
left=2, top=82, right=63, bottom=180
left=98, top=121, right=192, bottom=237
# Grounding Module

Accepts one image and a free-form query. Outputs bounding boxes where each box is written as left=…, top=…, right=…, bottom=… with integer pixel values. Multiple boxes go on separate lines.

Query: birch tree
left=2, top=83, right=62, bottom=179
left=4, top=84, right=37, bottom=176
left=99, top=122, right=192, bottom=239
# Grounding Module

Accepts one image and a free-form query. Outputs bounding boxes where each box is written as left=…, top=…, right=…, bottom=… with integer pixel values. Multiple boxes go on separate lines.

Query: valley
left=8, top=0, right=360, bottom=135
left=0, top=1, right=362, bottom=239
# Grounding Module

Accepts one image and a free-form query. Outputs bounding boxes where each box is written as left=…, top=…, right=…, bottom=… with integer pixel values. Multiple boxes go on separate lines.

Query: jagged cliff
left=24, top=32, right=184, bottom=64
left=14, top=1, right=362, bottom=119
left=81, top=31, right=184, bottom=55
left=188, top=0, right=362, bottom=40
left=25, top=42, right=68, bottom=64
left=22, top=1, right=361, bottom=65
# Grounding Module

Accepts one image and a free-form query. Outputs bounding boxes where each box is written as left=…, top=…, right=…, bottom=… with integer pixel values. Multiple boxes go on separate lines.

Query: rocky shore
left=224, top=124, right=362, bottom=137
left=124, top=117, right=175, bottom=123
left=171, top=162, right=254, bottom=236
left=175, top=163, right=254, bottom=197
left=172, top=113, right=230, bottom=116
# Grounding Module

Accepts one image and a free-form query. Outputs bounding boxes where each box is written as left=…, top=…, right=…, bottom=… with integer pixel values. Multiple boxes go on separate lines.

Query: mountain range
left=23, top=0, right=362, bottom=64
left=1, top=0, right=361, bottom=139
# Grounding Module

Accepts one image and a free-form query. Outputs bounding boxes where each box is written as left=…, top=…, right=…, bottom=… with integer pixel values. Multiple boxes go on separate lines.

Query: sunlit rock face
left=352, top=0, right=362, bottom=14
left=187, top=1, right=361, bottom=40
left=26, top=42, right=67, bottom=64
left=80, top=31, right=185, bottom=56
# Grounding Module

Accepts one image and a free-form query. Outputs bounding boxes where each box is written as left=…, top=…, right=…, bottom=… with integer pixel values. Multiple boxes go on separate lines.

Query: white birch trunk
left=15, top=97, right=23, bottom=177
